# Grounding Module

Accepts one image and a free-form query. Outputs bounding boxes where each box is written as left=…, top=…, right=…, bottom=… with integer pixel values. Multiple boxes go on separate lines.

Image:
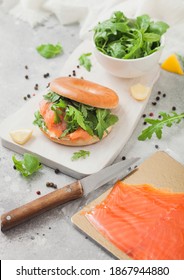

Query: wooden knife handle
left=1, top=181, right=83, bottom=232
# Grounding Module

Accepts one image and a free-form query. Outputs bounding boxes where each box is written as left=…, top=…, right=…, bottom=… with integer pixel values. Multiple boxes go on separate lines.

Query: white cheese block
left=10, top=129, right=33, bottom=145
left=130, top=83, right=151, bottom=101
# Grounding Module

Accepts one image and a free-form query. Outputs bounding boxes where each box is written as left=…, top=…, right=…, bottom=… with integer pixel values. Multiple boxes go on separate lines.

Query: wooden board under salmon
left=72, top=151, right=184, bottom=259
left=85, top=181, right=184, bottom=260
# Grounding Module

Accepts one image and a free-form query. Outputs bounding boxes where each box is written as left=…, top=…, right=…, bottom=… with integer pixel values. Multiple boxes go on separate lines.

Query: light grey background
left=0, top=7, right=184, bottom=259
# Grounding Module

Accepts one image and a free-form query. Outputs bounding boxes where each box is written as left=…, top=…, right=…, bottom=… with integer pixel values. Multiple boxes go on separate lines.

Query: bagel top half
left=50, top=77, right=119, bottom=109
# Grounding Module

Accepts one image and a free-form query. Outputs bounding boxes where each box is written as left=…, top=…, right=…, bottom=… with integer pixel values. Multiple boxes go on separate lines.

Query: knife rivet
left=6, top=215, right=11, bottom=221
left=66, top=186, right=72, bottom=192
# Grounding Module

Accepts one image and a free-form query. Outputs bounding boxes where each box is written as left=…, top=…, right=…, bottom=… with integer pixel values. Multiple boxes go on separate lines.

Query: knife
left=1, top=157, right=139, bottom=232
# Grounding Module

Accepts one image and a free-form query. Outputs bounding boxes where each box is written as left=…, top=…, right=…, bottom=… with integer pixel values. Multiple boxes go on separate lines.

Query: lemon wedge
left=130, top=83, right=151, bottom=101
left=161, top=54, right=184, bottom=75
left=10, top=129, right=33, bottom=145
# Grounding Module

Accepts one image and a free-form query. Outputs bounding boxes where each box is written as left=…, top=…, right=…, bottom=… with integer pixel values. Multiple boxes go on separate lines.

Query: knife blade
left=62, top=157, right=140, bottom=217
left=1, top=157, right=139, bottom=232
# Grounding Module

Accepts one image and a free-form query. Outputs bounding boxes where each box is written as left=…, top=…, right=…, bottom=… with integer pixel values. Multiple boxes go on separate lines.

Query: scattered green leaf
left=138, top=112, right=184, bottom=141
left=12, top=153, right=42, bottom=177
left=71, top=150, right=90, bottom=161
left=36, top=43, right=63, bottom=59
left=79, top=53, right=92, bottom=71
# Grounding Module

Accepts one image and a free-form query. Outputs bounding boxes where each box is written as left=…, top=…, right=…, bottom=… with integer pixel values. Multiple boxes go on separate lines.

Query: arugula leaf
left=95, top=109, right=109, bottom=139
left=138, top=112, right=184, bottom=141
left=143, top=33, right=161, bottom=43
left=54, top=99, right=67, bottom=109
left=95, top=109, right=118, bottom=139
left=51, top=99, right=67, bottom=124
left=106, top=114, right=119, bottom=127
left=33, top=111, right=47, bottom=130
left=113, top=11, right=127, bottom=22
left=66, top=105, right=87, bottom=130
left=107, top=41, right=126, bottom=58
left=79, top=53, right=92, bottom=71
left=71, top=150, right=90, bottom=161
left=36, top=43, right=63, bottom=59
left=136, top=14, right=150, bottom=32
left=63, top=105, right=93, bottom=136
left=12, top=153, right=42, bottom=177
left=94, top=11, right=169, bottom=59
left=123, top=29, right=143, bottom=59
left=34, top=91, right=119, bottom=140
left=148, top=21, right=170, bottom=36
left=43, top=92, right=61, bottom=103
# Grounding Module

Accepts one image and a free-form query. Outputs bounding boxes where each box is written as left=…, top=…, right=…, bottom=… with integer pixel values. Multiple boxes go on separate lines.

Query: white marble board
left=0, top=40, right=160, bottom=179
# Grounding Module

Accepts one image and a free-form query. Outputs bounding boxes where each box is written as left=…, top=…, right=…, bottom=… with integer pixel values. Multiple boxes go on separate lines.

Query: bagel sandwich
left=33, top=77, right=119, bottom=146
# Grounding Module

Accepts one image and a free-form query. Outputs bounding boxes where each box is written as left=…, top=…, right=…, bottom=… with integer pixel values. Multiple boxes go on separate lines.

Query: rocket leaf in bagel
left=95, top=109, right=119, bottom=139
left=43, top=92, right=61, bottom=103
left=34, top=91, right=118, bottom=140
left=33, top=111, right=47, bottom=131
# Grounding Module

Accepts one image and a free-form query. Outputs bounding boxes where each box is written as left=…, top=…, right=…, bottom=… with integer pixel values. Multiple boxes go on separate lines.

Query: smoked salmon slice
left=85, top=181, right=184, bottom=260
left=39, top=100, right=67, bottom=138
left=69, top=128, right=92, bottom=141
left=39, top=100, right=92, bottom=139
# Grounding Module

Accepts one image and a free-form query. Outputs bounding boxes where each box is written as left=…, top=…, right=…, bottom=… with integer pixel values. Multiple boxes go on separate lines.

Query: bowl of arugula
left=93, top=11, right=169, bottom=78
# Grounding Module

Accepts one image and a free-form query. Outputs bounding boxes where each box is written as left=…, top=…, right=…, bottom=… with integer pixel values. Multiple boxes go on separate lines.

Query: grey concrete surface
left=0, top=7, right=184, bottom=260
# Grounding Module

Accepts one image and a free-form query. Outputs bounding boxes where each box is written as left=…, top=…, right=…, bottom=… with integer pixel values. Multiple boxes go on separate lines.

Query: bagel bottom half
left=40, top=127, right=112, bottom=146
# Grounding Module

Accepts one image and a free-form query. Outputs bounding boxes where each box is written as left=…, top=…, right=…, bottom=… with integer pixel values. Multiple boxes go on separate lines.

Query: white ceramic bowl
left=94, top=37, right=164, bottom=78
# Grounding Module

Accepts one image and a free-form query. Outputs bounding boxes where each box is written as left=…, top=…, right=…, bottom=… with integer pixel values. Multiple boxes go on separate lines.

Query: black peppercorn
left=152, top=102, right=157, bottom=106
left=34, top=84, right=39, bottom=90
left=43, top=73, right=50, bottom=78
left=55, top=168, right=60, bottom=174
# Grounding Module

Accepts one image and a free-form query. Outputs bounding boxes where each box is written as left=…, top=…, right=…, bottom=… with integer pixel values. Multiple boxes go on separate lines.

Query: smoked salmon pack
left=85, top=181, right=184, bottom=260
left=33, top=77, right=119, bottom=146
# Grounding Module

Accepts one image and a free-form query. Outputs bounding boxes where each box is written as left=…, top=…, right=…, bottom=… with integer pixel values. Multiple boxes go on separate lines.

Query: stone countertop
left=0, top=8, right=184, bottom=260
